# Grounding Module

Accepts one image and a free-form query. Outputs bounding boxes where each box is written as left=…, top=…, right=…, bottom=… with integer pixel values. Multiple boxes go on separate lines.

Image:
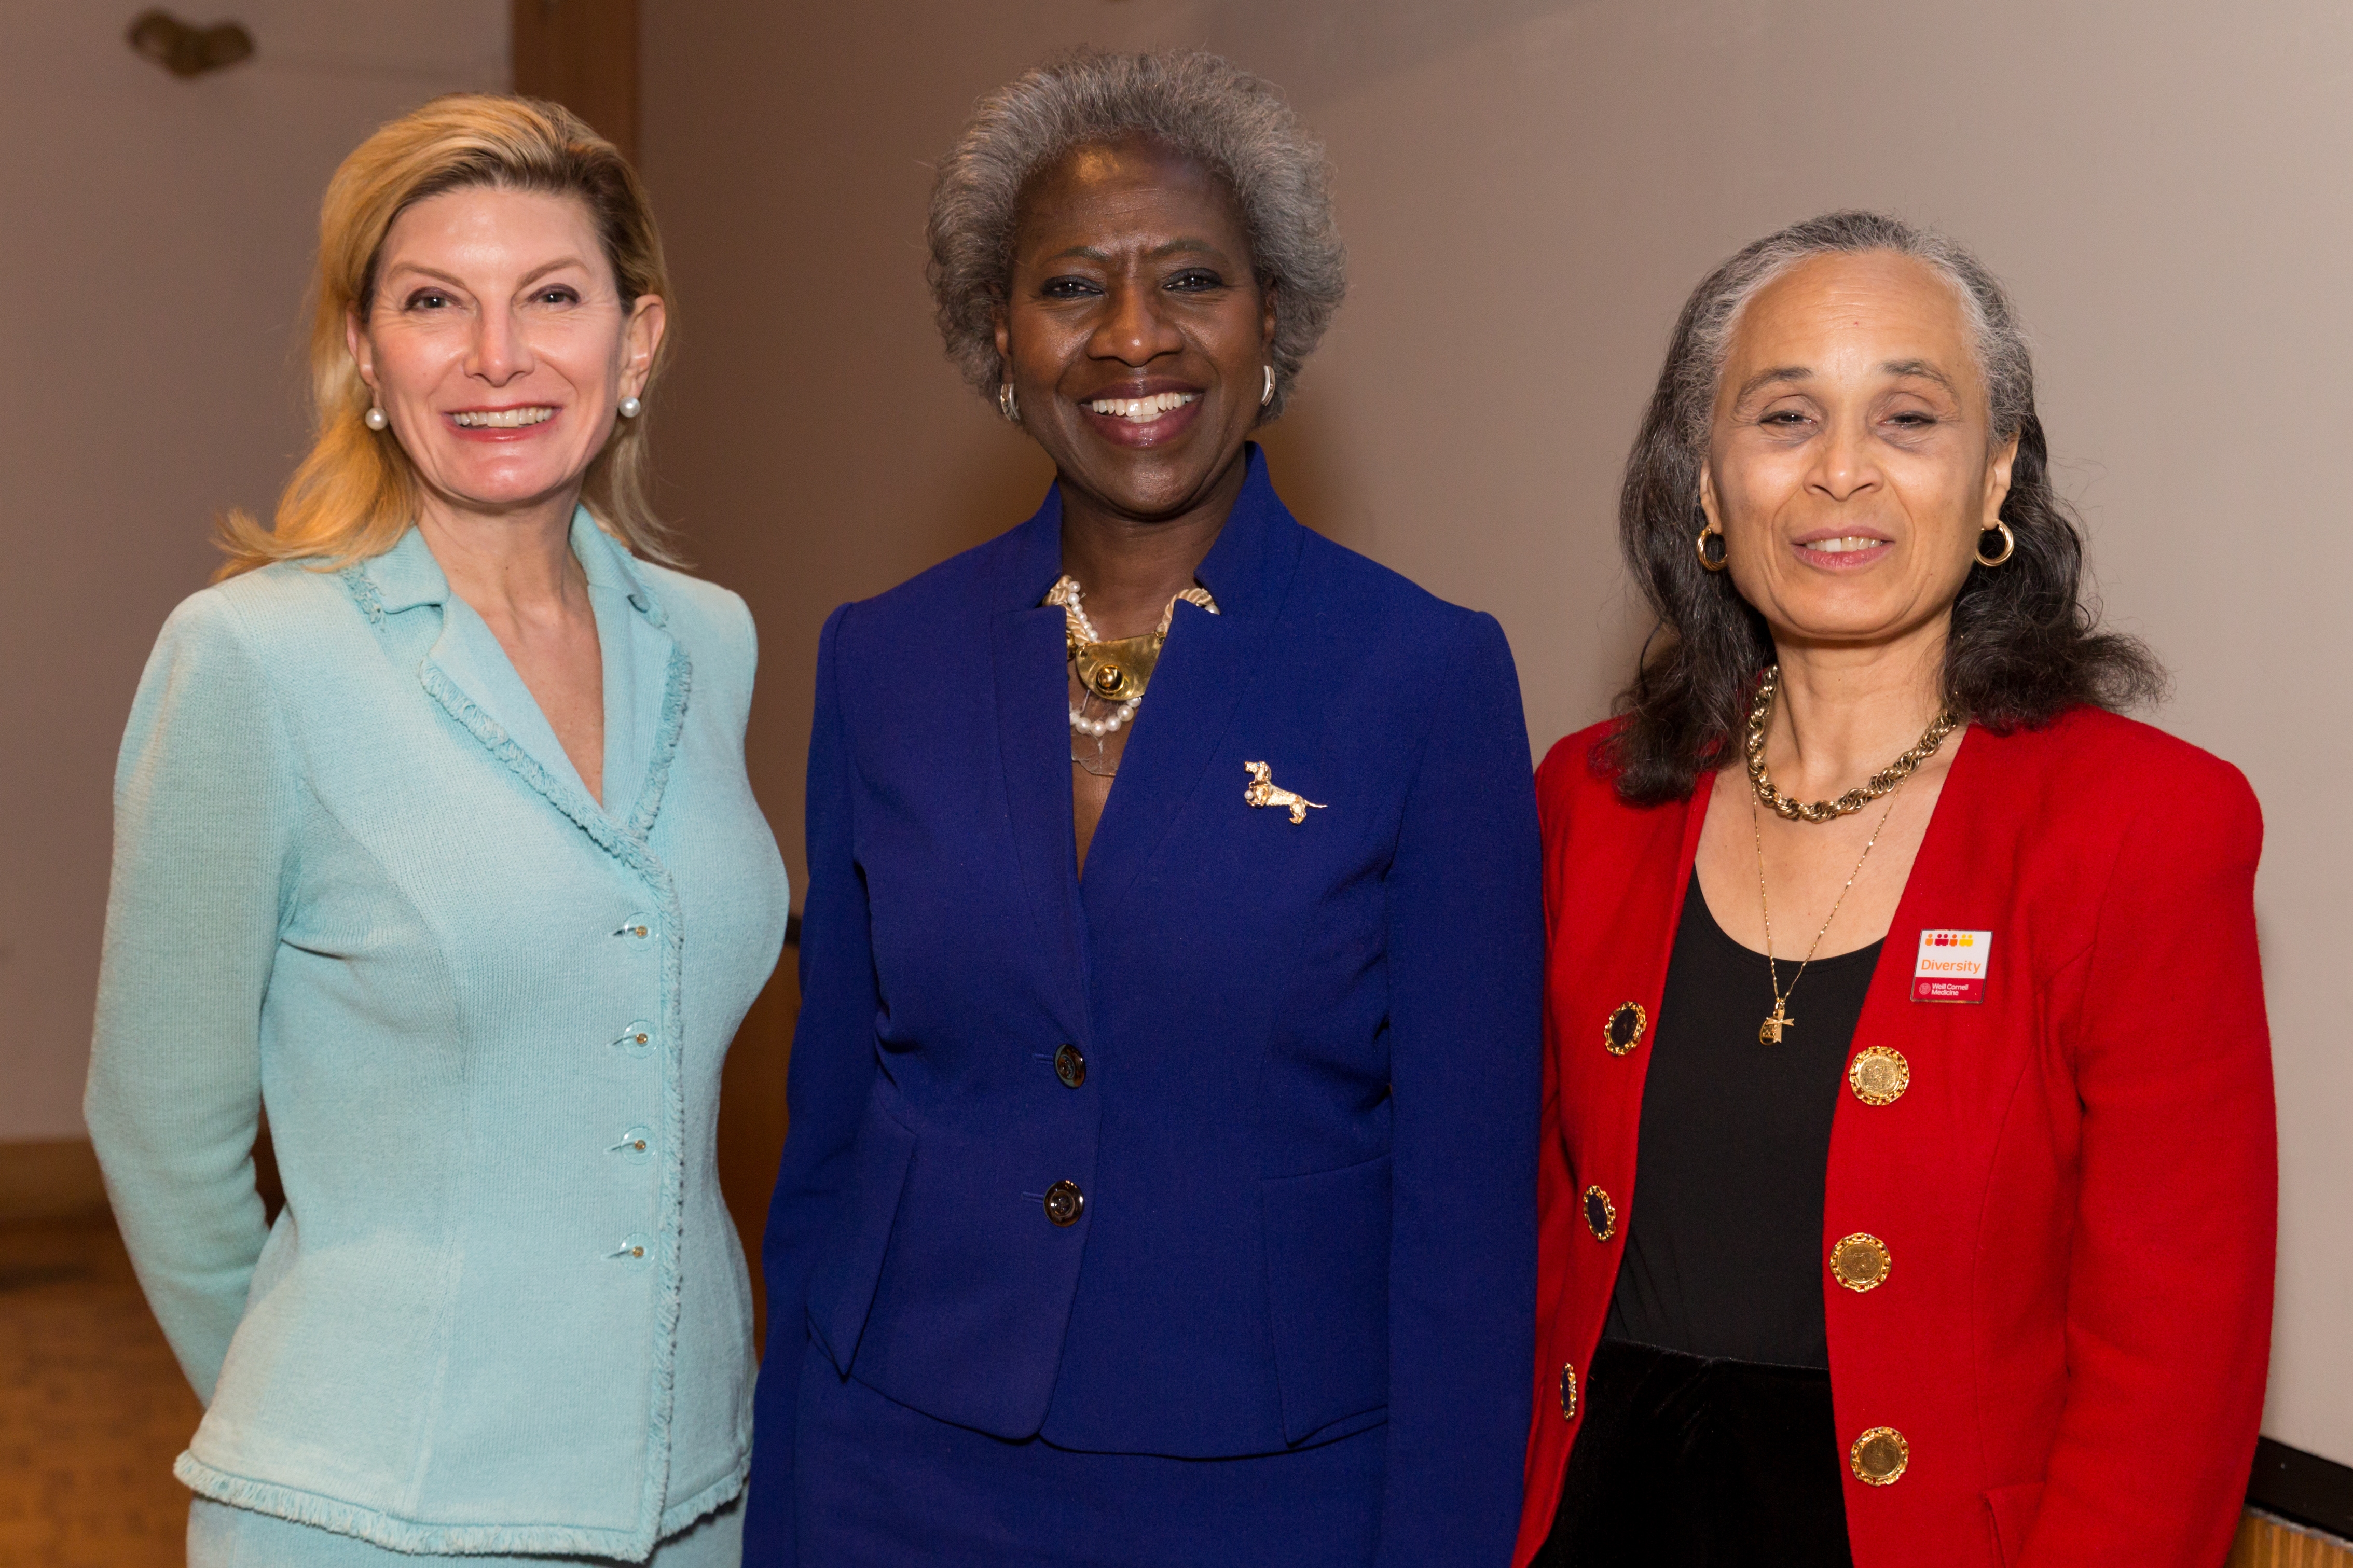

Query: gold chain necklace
left=1745, top=665, right=1960, bottom=823
left=1751, top=787, right=1900, bottom=1045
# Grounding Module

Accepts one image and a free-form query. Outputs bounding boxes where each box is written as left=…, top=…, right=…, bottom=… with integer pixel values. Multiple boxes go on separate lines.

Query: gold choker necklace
left=1046, top=576, right=1217, bottom=773
left=1744, top=665, right=1960, bottom=824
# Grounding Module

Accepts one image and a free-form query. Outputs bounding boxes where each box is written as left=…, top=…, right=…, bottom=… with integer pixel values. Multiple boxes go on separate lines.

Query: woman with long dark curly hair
left=1518, top=211, right=2273, bottom=1568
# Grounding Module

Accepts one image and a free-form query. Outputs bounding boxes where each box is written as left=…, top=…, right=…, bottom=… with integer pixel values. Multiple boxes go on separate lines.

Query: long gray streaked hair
left=925, top=48, right=1346, bottom=420
left=1601, top=210, right=2164, bottom=804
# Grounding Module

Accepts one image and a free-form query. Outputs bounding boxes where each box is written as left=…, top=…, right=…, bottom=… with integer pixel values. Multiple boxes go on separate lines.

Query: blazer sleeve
left=2020, top=760, right=2274, bottom=1567
left=84, top=590, right=299, bottom=1404
left=1378, top=611, right=1546, bottom=1567
left=745, top=603, right=878, bottom=1566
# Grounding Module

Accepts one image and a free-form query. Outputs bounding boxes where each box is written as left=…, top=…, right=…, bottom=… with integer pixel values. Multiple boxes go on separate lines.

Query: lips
left=1076, top=383, right=1203, bottom=448
left=1792, top=531, right=1894, bottom=569
left=442, top=405, right=561, bottom=443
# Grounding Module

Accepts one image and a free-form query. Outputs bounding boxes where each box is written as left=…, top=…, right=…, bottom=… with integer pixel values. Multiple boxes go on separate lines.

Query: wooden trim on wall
left=511, top=0, right=640, bottom=166
left=0, top=1139, right=108, bottom=1225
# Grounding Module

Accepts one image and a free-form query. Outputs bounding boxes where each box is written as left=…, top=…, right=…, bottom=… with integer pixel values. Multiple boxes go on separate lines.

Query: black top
left=1605, top=878, right=1884, bottom=1369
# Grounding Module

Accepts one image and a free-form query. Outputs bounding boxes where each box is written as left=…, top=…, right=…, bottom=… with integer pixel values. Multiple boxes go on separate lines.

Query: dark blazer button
left=1054, top=1044, right=1087, bottom=1088
left=1044, top=1180, right=1086, bottom=1226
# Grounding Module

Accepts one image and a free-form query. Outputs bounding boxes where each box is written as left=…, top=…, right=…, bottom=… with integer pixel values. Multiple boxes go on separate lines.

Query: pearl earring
left=618, top=395, right=642, bottom=419
left=363, top=405, right=389, bottom=431
left=1260, top=365, right=1276, bottom=409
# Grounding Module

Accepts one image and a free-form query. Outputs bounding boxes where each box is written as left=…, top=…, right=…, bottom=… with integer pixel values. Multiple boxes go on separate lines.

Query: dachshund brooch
left=1243, top=761, right=1326, bottom=825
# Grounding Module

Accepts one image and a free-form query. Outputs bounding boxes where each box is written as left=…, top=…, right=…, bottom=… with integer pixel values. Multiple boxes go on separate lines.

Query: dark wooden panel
left=717, top=956, right=797, bottom=1353
left=511, top=0, right=640, bottom=166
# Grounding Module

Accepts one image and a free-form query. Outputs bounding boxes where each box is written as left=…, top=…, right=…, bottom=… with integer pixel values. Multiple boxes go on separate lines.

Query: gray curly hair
left=926, top=49, right=1346, bottom=420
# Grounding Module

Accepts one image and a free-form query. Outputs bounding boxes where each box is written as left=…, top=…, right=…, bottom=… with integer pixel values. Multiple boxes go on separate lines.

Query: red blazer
left=1518, top=706, right=2275, bottom=1568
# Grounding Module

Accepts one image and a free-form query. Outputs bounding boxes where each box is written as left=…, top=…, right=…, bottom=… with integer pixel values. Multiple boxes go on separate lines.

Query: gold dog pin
left=1243, top=761, right=1326, bottom=825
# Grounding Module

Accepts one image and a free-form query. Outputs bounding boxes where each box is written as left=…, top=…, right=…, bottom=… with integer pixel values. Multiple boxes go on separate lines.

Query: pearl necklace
left=1045, top=575, right=1218, bottom=742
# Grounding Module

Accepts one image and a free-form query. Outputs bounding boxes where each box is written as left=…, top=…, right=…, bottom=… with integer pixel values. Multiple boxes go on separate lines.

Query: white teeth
left=452, top=407, right=556, bottom=428
left=1084, top=391, right=1199, bottom=421
left=1811, top=536, right=1886, bottom=553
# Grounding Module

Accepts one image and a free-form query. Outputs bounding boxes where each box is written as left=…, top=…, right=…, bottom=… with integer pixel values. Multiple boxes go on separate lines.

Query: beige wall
left=0, top=7, right=505, bottom=1143
left=641, top=0, right=2353, bottom=1466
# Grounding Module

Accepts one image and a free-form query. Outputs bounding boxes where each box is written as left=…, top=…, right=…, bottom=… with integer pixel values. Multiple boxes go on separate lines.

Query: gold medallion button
left=1603, top=1002, right=1648, bottom=1057
left=1848, top=1047, right=1911, bottom=1106
left=1582, top=1185, right=1617, bottom=1242
left=1043, top=1180, right=1086, bottom=1227
left=1829, top=1233, right=1892, bottom=1293
left=1559, top=1362, right=1578, bottom=1421
left=1849, top=1426, right=1909, bottom=1485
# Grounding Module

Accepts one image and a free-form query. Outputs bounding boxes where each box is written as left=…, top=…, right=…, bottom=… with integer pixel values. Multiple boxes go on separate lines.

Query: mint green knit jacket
left=86, top=514, right=790, bottom=1559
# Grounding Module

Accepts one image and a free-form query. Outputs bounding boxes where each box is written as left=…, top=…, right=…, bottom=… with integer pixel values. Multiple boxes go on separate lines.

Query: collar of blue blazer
left=989, top=442, right=1292, bottom=621
left=346, top=509, right=690, bottom=846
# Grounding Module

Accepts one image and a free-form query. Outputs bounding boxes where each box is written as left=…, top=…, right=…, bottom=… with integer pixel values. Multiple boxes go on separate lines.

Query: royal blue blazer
left=747, top=451, right=1544, bottom=1565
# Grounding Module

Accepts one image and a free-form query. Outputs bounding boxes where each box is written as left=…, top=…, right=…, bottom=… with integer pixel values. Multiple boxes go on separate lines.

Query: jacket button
left=1559, top=1361, right=1579, bottom=1420
left=615, top=914, right=656, bottom=943
left=1829, top=1233, right=1891, bottom=1293
left=611, top=1126, right=654, bottom=1163
left=1053, top=1044, right=1087, bottom=1088
left=1603, top=1002, right=1647, bottom=1056
left=1043, top=1180, right=1085, bottom=1227
left=1583, top=1185, right=1617, bottom=1242
left=609, top=1232, right=653, bottom=1268
left=1849, top=1426, right=1909, bottom=1485
left=613, top=1021, right=656, bottom=1058
left=1848, top=1047, right=1910, bottom=1105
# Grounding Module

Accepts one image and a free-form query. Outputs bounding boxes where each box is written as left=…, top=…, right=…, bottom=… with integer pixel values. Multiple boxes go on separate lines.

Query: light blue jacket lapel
left=361, top=511, right=691, bottom=849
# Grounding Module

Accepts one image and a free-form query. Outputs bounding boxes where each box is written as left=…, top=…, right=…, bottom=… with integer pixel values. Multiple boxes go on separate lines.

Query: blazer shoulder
left=1292, top=526, right=1483, bottom=636
left=174, top=560, right=369, bottom=659
left=1536, top=718, right=1629, bottom=810
left=2000, top=706, right=2259, bottom=829
left=634, top=558, right=756, bottom=671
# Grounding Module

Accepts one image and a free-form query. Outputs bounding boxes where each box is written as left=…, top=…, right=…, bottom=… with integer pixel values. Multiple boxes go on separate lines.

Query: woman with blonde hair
left=86, top=94, right=786, bottom=1565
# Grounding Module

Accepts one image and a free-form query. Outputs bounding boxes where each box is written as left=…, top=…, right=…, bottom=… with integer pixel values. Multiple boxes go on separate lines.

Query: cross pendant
left=1758, top=1002, right=1794, bottom=1046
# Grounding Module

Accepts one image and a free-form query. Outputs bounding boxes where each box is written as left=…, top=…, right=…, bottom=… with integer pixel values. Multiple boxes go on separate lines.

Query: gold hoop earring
left=998, top=383, right=1020, bottom=424
left=1975, top=521, right=2015, bottom=567
left=1697, top=525, right=1728, bottom=572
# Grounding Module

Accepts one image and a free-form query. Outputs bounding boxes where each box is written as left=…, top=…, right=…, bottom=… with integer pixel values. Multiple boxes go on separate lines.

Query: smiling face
left=994, top=136, right=1277, bottom=523
left=1700, top=251, right=2017, bottom=657
left=348, top=185, right=663, bottom=522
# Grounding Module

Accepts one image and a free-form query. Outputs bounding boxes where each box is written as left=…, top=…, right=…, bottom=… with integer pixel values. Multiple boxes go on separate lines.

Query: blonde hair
left=216, top=94, right=678, bottom=579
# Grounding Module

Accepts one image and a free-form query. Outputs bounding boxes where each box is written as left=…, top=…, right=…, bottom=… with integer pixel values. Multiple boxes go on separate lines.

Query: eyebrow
left=378, top=257, right=593, bottom=290
left=1733, top=358, right=1961, bottom=401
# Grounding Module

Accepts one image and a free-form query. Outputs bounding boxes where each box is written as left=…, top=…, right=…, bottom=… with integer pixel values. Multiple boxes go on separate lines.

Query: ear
left=1983, top=432, right=2020, bottom=528
left=344, top=306, right=374, bottom=392
left=1259, top=278, right=1278, bottom=353
left=992, top=308, right=1012, bottom=384
left=1698, top=464, right=1723, bottom=533
left=621, top=294, right=667, bottom=398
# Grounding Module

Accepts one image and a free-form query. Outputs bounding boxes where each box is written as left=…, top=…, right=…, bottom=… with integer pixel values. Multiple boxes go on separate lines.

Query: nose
left=1807, top=414, right=1880, bottom=503
left=465, top=303, right=535, bottom=385
left=1088, top=277, right=1184, bottom=367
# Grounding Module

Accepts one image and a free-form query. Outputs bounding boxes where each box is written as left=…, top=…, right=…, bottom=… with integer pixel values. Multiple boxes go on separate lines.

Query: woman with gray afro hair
left=926, top=48, right=1346, bottom=420
left=746, top=47, right=1544, bottom=1568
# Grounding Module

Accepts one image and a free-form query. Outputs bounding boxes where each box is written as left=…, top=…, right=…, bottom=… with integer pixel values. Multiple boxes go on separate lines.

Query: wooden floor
left=0, top=1215, right=200, bottom=1568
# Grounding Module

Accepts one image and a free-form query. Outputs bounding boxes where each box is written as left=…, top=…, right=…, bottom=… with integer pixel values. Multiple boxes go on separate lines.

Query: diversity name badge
left=1913, top=929, right=1992, bottom=1003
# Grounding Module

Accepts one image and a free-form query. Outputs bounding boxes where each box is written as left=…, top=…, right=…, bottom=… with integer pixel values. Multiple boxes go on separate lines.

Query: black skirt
left=1535, top=1340, right=1853, bottom=1568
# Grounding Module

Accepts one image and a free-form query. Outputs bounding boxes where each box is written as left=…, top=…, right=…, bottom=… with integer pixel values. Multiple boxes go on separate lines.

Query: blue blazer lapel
left=988, top=496, right=1095, bottom=1045
left=1079, top=447, right=1305, bottom=921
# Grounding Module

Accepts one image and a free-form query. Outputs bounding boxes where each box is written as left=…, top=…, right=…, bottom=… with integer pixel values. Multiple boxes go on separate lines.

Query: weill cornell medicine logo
left=1912, top=928, right=1993, bottom=1003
